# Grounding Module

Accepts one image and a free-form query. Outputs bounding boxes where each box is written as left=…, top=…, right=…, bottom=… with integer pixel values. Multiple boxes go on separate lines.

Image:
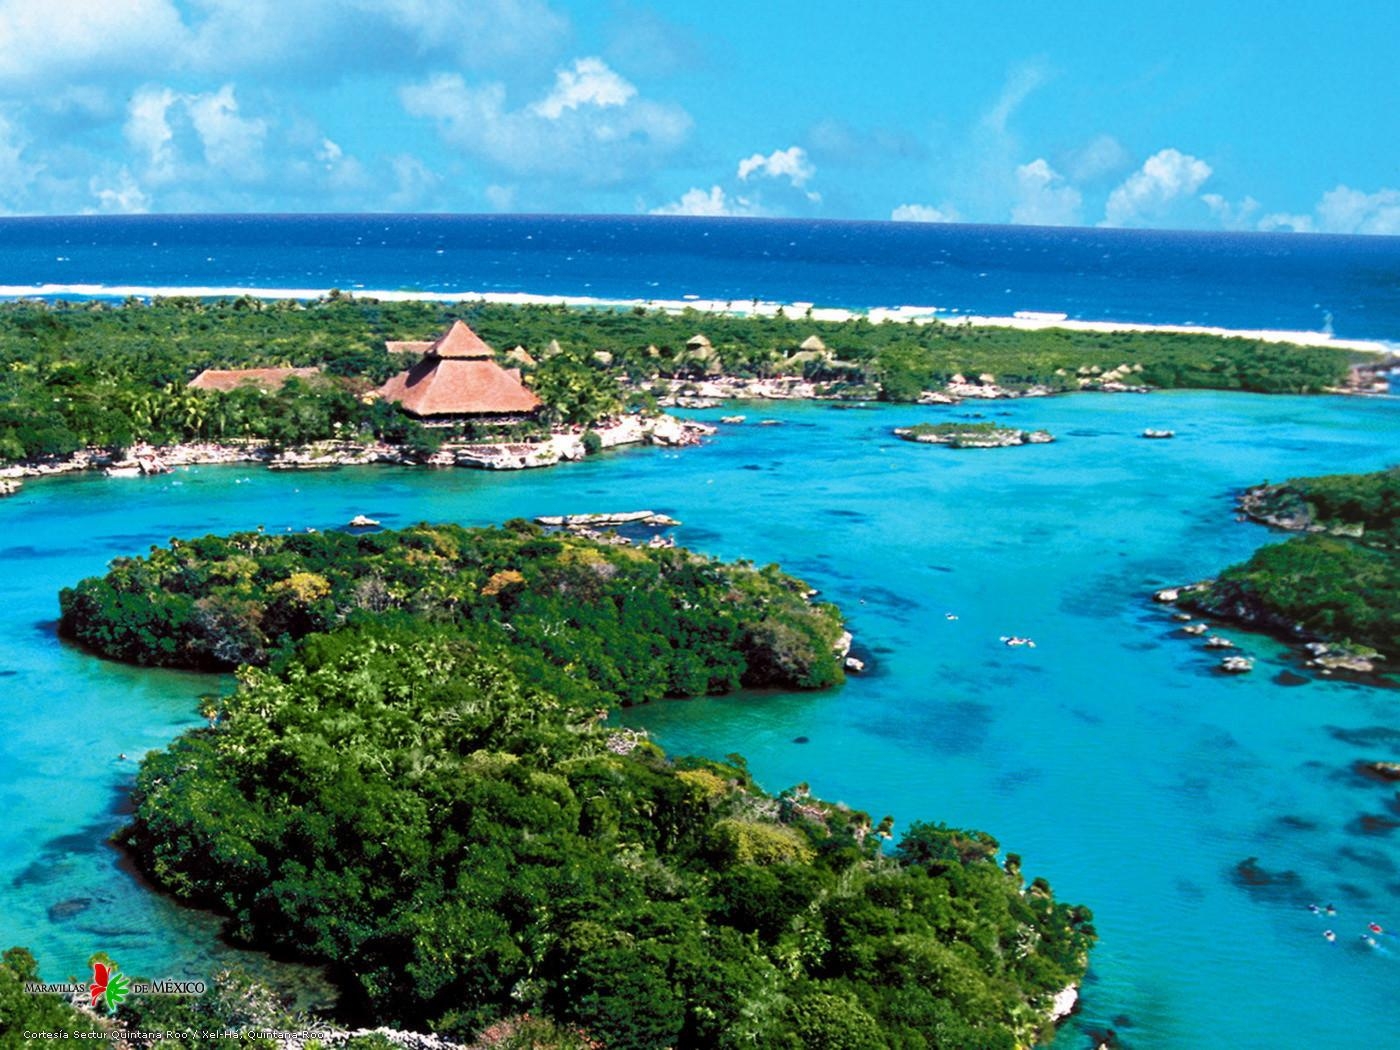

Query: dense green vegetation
left=1243, top=466, right=1400, bottom=548
left=117, top=623, right=1094, bottom=1049
left=1185, top=535, right=1400, bottom=660
left=0, top=295, right=1355, bottom=463
left=899, top=423, right=1015, bottom=437
left=1185, top=467, right=1400, bottom=662
left=59, top=522, right=846, bottom=702
left=0, top=947, right=103, bottom=1046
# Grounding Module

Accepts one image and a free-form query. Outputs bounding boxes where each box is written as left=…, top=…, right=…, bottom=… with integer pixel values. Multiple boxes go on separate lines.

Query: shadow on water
left=1345, top=814, right=1400, bottom=838
left=866, top=699, right=994, bottom=757
left=1230, top=856, right=1317, bottom=903
left=1328, top=726, right=1400, bottom=752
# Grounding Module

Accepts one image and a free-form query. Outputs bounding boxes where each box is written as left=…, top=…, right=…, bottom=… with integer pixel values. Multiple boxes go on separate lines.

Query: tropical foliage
left=1185, top=467, right=1400, bottom=660
left=0, top=296, right=1355, bottom=463
left=58, top=522, right=847, bottom=702
left=118, top=625, right=1095, bottom=1049
left=1244, top=466, right=1400, bottom=548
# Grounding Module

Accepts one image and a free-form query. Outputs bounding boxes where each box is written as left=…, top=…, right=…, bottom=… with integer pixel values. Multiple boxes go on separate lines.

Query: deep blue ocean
left=1, top=216, right=1398, bottom=1049
left=1, top=213, right=1399, bottom=339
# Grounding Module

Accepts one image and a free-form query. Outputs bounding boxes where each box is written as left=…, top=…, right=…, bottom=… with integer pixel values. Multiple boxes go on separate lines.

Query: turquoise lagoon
left=1, top=390, right=1397, bottom=1047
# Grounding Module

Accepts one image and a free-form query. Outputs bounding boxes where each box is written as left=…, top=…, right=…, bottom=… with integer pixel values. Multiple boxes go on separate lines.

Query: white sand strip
left=0, top=283, right=1391, bottom=355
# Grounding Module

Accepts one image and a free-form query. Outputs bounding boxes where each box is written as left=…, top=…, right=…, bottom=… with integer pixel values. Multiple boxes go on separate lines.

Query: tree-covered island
left=59, top=521, right=848, bottom=699
left=1169, top=467, right=1399, bottom=672
left=42, top=523, right=1096, bottom=1048
left=0, top=295, right=1370, bottom=473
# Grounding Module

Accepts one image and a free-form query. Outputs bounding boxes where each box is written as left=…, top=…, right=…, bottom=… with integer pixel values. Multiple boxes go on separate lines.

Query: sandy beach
left=2, top=282, right=1391, bottom=356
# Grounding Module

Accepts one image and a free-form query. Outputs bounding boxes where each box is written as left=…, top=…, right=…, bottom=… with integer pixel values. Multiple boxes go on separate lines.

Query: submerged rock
left=47, top=897, right=93, bottom=921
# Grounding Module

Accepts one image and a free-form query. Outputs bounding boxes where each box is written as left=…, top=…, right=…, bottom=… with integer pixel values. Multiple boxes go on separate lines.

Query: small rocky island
left=893, top=422, right=1055, bottom=448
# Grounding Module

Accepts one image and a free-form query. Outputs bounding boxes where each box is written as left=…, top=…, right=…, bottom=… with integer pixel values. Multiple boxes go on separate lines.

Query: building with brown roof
left=188, top=367, right=322, bottom=393
left=377, top=321, right=541, bottom=420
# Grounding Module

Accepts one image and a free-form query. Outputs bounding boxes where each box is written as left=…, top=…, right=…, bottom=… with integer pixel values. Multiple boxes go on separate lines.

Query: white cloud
left=0, top=0, right=187, bottom=86
left=124, top=86, right=179, bottom=181
left=123, top=84, right=266, bottom=185
left=891, top=203, right=960, bottom=223
left=982, top=62, right=1047, bottom=136
left=1102, top=148, right=1212, bottom=227
left=650, top=186, right=756, bottom=217
left=186, top=85, right=267, bottom=179
left=401, top=61, right=690, bottom=185
left=484, top=183, right=516, bottom=211
left=1202, top=193, right=1260, bottom=230
left=1011, top=159, right=1081, bottom=226
left=1064, top=134, right=1129, bottom=183
left=531, top=57, right=635, bottom=119
left=385, top=153, right=439, bottom=209
left=737, top=146, right=814, bottom=188
left=0, top=112, right=37, bottom=211
left=1315, top=185, right=1400, bottom=235
left=1257, top=212, right=1315, bottom=234
left=0, top=0, right=570, bottom=89
left=89, top=168, right=149, bottom=213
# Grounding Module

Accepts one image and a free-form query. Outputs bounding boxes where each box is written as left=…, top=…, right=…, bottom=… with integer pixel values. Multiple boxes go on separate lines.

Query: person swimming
left=1308, top=904, right=1321, bottom=914
left=1324, top=930, right=1336, bottom=942
left=1368, top=922, right=1384, bottom=935
left=1324, top=904, right=1337, bottom=916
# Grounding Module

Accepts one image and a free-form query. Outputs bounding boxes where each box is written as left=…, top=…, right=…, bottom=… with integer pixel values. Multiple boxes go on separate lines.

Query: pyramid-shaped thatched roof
left=430, top=320, right=495, bottom=359
left=378, top=322, right=538, bottom=417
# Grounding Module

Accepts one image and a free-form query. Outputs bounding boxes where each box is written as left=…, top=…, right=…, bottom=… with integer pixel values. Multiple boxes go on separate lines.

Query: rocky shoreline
left=0, top=414, right=714, bottom=484
left=1235, top=480, right=1372, bottom=538
left=893, top=423, right=1054, bottom=448
left=653, top=366, right=1150, bottom=405
left=1153, top=584, right=1385, bottom=676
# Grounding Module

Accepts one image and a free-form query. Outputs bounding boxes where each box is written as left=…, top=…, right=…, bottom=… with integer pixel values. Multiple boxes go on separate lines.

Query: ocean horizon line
left=3, top=211, right=1400, bottom=245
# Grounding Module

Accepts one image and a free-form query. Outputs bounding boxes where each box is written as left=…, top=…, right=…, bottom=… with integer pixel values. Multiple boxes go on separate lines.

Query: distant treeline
left=0, top=295, right=1357, bottom=463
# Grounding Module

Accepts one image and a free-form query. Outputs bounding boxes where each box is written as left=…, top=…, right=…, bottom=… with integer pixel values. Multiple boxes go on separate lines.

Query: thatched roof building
left=799, top=334, right=827, bottom=352
left=188, top=367, right=322, bottom=393
left=377, top=321, right=540, bottom=418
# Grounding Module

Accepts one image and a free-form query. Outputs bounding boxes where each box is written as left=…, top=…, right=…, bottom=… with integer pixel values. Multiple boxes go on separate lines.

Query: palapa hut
left=798, top=334, right=827, bottom=353
left=188, top=366, right=322, bottom=392
left=377, top=321, right=541, bottom=422
left=385, top=339, right=434, bottom=355
left=505, top=345, right=537, bottom=368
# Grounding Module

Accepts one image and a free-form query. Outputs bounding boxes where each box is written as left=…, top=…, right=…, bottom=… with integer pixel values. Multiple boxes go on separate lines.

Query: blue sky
left=0, top=0, right=1396, bottom=232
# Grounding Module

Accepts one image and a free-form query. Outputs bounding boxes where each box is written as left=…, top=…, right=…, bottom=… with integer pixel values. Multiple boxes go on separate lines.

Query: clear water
left=2, top=390, right=1397, bottom=1047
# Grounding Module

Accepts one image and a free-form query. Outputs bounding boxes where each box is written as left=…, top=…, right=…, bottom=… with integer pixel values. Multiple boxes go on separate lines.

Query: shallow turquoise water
left=2, top=390, right=1397, bottom=1046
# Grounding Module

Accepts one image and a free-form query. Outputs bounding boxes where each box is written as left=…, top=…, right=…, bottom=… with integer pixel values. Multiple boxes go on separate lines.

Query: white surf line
left=0, top=282, right=1392, bottom=355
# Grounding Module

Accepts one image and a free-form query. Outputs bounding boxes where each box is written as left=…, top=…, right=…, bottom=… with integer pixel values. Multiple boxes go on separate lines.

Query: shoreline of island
left=0, top=415, right=715, bottom=488
left=3, top=280, right=1395, bottom=356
